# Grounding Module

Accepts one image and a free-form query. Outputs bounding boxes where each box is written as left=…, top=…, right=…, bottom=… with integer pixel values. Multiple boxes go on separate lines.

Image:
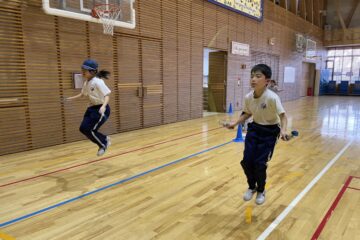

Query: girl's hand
left=99, top=106, right=106, bottom=115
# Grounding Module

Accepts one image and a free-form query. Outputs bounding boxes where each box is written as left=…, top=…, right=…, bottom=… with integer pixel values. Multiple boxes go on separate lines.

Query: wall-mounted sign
left=284, top=66, right=295, bottom=83
left=231, top=41, right=250, bottom=56
left=208, top=0, right=264, bottom=21
left=73, top=73, right=84, bottom=89
left=306, top=39, right=317, bottom=59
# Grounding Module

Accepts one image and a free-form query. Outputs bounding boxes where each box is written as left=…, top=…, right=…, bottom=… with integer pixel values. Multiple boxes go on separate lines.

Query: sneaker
left=97, top=147, right=106, bottom=156
left=255, top=191, right=266, bottom=205
left=243, top=188, right=257, bottom=201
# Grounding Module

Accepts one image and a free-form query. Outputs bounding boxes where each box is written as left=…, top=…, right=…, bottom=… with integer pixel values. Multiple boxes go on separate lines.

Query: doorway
left=203, top=48, right=227, bottom=114
left=301, top=62, right=316, bottom=96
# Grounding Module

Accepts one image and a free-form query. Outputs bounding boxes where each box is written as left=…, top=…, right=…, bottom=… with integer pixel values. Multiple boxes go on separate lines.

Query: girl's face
left=250, top=70, right=269, bottom=91
left=82, top=69, right=94, bottom=80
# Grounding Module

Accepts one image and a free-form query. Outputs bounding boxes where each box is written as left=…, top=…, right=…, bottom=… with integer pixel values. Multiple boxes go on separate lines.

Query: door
left=208, top=51, right=227, bottom=112
left=142, top=40, right=162, bottom=127
left=117, top=36, right=163, bottom=131
left=117, top=36, right=142, bottom=131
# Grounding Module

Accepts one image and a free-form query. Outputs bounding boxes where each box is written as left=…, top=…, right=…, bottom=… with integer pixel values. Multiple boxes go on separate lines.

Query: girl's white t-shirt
left=81, top=77, right=111, bottom=106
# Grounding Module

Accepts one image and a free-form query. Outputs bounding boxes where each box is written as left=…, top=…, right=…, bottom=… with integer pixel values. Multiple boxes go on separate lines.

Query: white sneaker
left=97, top=147, right=106, bottom=156
left=243, top=189, right=257, bottom=201
left=255, top=191, right=266, bottom=205
left=97, top=136, right=111, bottom=156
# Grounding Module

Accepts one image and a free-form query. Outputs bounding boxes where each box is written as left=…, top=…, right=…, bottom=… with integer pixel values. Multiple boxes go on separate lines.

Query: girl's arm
left=66, top=93, right=83, bottom=100
left=99, top=95, right=110, bottom=115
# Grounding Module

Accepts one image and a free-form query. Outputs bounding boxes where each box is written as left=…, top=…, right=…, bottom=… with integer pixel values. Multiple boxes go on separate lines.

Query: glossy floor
left=0, top=96, right=359, bottom=239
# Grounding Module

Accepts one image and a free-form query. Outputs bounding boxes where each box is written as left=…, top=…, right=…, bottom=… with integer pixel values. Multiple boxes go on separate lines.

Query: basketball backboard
left=42, top=0, right=135, bottom=29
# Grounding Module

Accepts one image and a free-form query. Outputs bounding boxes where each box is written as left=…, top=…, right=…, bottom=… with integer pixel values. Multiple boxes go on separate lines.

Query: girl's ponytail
left=96, top=70, right=111, bottom=80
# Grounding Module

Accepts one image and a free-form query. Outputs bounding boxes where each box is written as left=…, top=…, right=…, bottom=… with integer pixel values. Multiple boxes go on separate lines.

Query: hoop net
left=93, top=4, right=121, bottom=35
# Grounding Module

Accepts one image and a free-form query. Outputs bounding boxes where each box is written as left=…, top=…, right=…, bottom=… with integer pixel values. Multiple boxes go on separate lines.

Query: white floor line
left=257, top=140, right=353, bottom=240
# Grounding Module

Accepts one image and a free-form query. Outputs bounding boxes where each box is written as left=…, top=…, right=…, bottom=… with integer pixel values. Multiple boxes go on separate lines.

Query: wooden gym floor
left=0, top=96, right=359, bottom=240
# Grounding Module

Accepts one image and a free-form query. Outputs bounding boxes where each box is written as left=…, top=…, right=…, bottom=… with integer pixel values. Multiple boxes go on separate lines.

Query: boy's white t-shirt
left=243, top=88, right=285, bottom=125
left=81, top=77, right=111, bottom=106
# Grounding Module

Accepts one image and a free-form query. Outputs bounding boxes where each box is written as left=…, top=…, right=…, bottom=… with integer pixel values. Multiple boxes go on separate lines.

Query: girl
left=67, top=59, right=111, bottom=156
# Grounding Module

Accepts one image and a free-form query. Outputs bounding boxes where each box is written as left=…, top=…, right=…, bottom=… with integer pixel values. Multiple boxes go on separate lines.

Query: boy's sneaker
left=97, top=147, right=106, bottom=156
left=255, top=191, right=266, bottom=205
left=243, top=188, right=257, bottom=201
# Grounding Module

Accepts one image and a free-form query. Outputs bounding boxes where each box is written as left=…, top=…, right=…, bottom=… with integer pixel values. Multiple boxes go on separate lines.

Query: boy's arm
left=227, top=112, right=252, bottom=129
left=279, top=112, right=289, bottom=140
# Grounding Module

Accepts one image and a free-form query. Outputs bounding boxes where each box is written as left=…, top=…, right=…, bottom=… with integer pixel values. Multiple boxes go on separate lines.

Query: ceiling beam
left=290, top=0, right=297, bottom=15
left=280, top=0, right=288, bottom=10
left=299, top=0, right=306, bottom=19
left=345, top=0, right=360, bottom=28
left=313, top=0, right=320, bottom=26
left=335, top=0, right=347, bottom=30
left=305, top=0, right=313, bottom=23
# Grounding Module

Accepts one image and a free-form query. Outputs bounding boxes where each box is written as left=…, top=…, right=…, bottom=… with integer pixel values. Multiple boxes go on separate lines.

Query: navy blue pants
left=241, top=122, right=280, bottom=192
left=79, top=105, right=110, bottom=149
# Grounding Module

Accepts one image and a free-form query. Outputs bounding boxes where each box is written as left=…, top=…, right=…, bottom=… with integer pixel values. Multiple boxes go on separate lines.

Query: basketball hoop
left=92, top=4, right=121, bottom=36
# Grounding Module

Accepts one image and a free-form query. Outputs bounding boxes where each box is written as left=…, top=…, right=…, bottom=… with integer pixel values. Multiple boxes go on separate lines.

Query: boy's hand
left=226, top=123, right=235, bottom=129
left=280, top=130, right=290, bottom=141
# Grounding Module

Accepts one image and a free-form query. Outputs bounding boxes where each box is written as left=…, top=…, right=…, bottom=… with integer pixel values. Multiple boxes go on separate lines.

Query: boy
left=66, top=59, right=111, bottom=156
left=227, top=64, right=289, bottom=205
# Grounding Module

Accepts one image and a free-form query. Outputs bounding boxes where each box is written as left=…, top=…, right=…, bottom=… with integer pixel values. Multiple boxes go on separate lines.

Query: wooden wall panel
left=236, top=14, right=245, bottom=43
left=162, top=0, right=178, bottom=124
left=191, top=0, right=204, bottom=118
left=0, top=0, right=326, bottom=155
left=22, top=5, right=63, bottom=148
left=139, top=0, right=161, bottom=39
left=0, top=0, right=31, bottom=154
left=0, top=107, right=29, bottom=154
left=216, top=7, right=228, bottom=50
left=178, top=0, right=191, bottom=121
left=228, top=11, right=237, bottom=44
left=203, top=1, right=217, bottom=48
left=58, top=17, right=88, bottom=142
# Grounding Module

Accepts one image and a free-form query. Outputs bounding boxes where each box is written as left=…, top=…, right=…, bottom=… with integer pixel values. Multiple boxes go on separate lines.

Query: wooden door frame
left=204, top=48, right=227, bottom=113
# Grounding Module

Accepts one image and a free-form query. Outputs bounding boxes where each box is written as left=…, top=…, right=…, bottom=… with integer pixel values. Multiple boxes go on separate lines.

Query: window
left=327, top=50, right=335, bottom=57
left=326, top=47, right=360, bottom=83
left=326, top=60, right=334, bottom=69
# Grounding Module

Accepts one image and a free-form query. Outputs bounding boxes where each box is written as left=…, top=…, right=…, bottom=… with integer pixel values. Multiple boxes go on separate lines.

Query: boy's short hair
left=251, top=64, right=272, bottom=79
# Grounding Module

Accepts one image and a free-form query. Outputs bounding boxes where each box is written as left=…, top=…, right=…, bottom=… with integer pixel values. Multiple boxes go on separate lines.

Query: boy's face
left=82, top=69, right=94, bottom=80
left=250, top=70, right=269, bottom=91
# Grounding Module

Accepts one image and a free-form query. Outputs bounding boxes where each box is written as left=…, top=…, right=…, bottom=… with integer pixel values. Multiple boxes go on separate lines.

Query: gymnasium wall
left=0, top=0, right=325, bottom=155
